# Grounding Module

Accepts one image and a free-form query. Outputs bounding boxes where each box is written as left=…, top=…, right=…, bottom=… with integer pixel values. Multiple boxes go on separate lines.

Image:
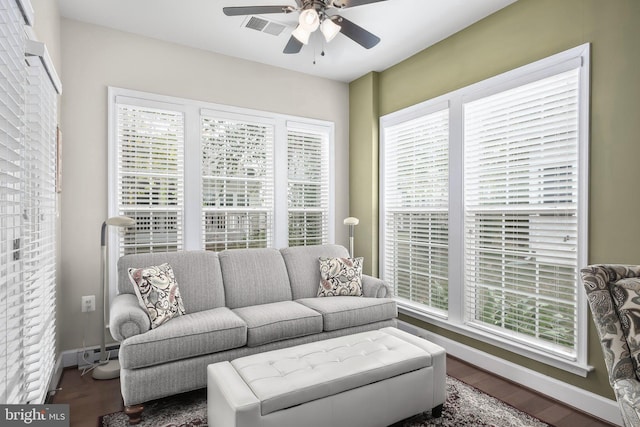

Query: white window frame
left=380, top=44, right=590, bottom=376
left=108, top=88, right=335, bottom=303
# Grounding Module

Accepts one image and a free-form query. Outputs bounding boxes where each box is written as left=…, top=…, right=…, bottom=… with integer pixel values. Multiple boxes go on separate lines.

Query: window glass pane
left=287, top=128, right=329, bottom=247
left=383, top=109, right=449, bottom=312
left=116, top=104, right=184, bottom=255
left=201, top=116, right=274, bottom=251
left=464, top=68, right=580, bottom=354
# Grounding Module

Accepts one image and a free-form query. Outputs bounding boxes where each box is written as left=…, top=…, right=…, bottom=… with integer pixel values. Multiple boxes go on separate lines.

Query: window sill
left=397, top=300, right=593, bottom=377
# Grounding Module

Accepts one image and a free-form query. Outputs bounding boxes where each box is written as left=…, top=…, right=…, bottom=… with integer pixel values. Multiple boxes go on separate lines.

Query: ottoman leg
left=432, top=404, right=443, bottom=418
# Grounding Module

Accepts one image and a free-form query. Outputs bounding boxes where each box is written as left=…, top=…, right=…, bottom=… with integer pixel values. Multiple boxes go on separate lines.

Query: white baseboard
left=49, top=343, right=121, bottom=400
left=397, top=320, right=623, bottom=426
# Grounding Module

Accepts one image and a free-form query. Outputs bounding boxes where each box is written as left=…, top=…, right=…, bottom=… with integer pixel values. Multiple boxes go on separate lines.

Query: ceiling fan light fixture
left=298, top=8, right=319, bottom=32
left=320, top=18, right=341, bottom=42
left=292, top=25, right=311, bottom=44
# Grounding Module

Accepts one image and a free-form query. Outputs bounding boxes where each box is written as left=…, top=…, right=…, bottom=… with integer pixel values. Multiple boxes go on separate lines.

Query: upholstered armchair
left=581, top=265, right=640, bottom=427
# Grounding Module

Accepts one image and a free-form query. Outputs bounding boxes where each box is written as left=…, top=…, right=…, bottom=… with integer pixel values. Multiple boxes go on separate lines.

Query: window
left=287, top=123, right=330, bottom=247
left=0, top=0, right=60, bottom=403
left=109, top=90, right=334, bottom=295
left=201, top=112, right=274, bottom=250
left=380, top=44, right=589, bottom=374
left=381, top=107, right=449, bottom=313
left=115, top=102, right=184, bottom=255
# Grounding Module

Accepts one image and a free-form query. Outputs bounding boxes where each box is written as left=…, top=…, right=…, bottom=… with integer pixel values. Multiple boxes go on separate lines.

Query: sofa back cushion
left=117, top=251, right=225, bottom=313
left=219, top=248, right=292, bottom=309
left=280, top=244, right=350, bottom=299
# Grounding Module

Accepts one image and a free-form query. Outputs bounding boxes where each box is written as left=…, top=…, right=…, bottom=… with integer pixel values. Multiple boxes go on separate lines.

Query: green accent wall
left=349, top=72, right=379, bottom=276
left=350, top=0, right=640, bottom=400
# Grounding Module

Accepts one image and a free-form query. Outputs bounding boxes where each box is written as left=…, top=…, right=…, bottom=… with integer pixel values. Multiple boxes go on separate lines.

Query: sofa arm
left=362, top=275, right=392, bottom=298
left=614, top=378, right=640, bottom=427
left=109, top=293, right=151, bottom=342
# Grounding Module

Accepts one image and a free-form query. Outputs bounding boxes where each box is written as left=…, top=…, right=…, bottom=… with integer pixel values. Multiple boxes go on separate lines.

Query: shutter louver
left=383, top=109, right=449, bottom=312
left=287, top=127, right=329, bottom=247
left=463, top=68, right=580, bottom=353
left=201, top=115, right=274, bottom=250
left=116, top=104, right=184, bottom=254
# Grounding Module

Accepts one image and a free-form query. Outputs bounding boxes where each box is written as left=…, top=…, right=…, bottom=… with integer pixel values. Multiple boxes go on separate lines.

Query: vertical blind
left=463, top=68, right=580, bottom=352
left=287, top=126, right=329, bottom=247
left=1, top=0, right=59, bottom=404
left=115, top=103, right=185, bottom=255
left=201, top=114, right=274, bottom=250
left=383, top=109, right=449, bottom=312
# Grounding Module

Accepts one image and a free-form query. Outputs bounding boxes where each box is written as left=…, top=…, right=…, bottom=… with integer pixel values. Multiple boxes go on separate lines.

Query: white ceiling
left=57, top=0, right=517, bottom=83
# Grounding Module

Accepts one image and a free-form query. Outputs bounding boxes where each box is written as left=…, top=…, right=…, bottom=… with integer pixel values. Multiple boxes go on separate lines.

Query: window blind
left=463, top=68, right=580, bottom=353
left=0, top=0, right=27, bottom=404
left=115, top=103, right=185, bottom=255
left=201, top=114, right=274, bottom=250
left=23, top=54, right=57, bottom=404
left=287, top=126, right=329, bottom=247
left=382, top=109, right=449, bottom=312
left=1, top=0, right=59, bottom=404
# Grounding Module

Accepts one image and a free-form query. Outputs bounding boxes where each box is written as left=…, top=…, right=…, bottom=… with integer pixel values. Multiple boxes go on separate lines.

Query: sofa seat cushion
left=233, top=301, right=323, bottom=347
left=120, top=307, right=247, bottom=369
left=297, top=297, right=398, bottom=331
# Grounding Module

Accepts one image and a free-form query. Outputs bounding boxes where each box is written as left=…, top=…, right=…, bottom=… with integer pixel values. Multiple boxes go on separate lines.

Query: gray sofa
left=109, top=244, right=397, bottom=423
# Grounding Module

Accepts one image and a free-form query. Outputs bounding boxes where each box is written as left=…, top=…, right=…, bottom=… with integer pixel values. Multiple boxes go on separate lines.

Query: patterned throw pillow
left=128, top=263, right=186, bottom=329
left=317, top=257, right=364, bottom=297
left=611, top=277, right=640, bottom=378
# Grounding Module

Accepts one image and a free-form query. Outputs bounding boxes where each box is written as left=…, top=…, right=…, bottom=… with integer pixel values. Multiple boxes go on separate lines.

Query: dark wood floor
left=51, top=356, right=616, bottom=427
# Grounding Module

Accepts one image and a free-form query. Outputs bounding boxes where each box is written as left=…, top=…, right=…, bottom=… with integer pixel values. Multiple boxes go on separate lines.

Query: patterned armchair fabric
left=581, top=265, right=640, bottom=427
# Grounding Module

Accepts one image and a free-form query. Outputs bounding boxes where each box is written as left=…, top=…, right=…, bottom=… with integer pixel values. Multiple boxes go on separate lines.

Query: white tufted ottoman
left=207, top=327, right=446, bottom=427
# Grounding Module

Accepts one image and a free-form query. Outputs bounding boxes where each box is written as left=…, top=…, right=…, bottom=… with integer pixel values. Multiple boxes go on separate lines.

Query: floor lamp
left=343, top=217, right=359, bottom=257
left=93, top=215, right=135, bottom=380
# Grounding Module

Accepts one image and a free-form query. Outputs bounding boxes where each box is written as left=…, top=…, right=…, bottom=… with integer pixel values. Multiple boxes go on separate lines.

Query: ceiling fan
left=223, top=0, right=387, bottom=54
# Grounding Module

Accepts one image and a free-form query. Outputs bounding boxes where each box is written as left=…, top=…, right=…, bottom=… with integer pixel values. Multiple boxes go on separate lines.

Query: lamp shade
left=344, top=217, right=359, bottom=226
left=292, top=25, right=311, bottom=44
left=298, top=8, right=319, bottom=32
left=105, top=215, right=136, bottom=227
left=320, top=18, right=341, bottom=42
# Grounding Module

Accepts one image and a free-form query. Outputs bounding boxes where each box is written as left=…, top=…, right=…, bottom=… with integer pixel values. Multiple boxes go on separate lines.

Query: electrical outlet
left=81, top=295, right=95, bottom=312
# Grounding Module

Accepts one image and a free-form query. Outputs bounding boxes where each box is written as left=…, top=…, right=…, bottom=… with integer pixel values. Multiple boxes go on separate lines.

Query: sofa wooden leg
left=124, top=405, right=144, bottom=425
left=432, top=404, right=443, bottom=418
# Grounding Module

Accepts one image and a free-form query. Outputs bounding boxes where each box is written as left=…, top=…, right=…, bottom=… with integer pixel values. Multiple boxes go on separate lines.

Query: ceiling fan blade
left=333, top=15, right=380, bottom=49
left=223, top=6, right=292, bottom=16
left=283, top=36, right=303, bottom=54
left=331, top=0, right=388, bottom=9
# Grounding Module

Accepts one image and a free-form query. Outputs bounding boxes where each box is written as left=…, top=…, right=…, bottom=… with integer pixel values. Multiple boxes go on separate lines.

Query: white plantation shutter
left=463, top=68, right=581, bottom=354
left=287, top=124, right=329, bottom=246
left=115, top=102, right=184, bottom=255
left=1, top=0, right=59, bottom=404
left=201, top=112, right=274, bottom=250
left=382, top=108, right=449, bottom=312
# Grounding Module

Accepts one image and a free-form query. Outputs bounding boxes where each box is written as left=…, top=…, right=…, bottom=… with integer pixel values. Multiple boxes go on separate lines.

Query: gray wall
left=59, top=18, right=350, bottom=351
